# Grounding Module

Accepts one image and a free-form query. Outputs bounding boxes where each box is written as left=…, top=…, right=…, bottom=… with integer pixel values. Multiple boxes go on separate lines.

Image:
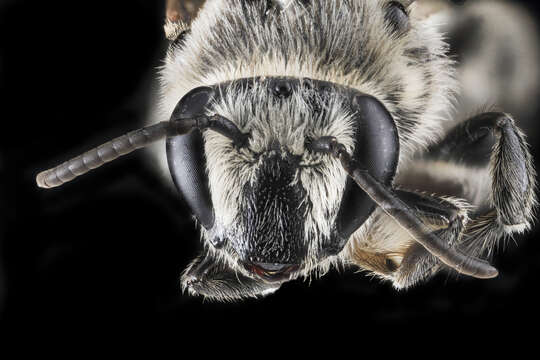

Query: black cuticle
left=272, top=80, right=293, bottom=98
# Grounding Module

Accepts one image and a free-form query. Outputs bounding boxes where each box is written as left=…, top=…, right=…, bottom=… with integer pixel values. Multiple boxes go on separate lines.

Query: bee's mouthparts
left=247, top=262, right=299, bottom=282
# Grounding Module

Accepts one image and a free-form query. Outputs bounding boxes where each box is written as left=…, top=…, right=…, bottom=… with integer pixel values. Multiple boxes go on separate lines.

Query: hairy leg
left=348, top=190, right=471, bottom=288
left=396, top=112, right=536, bottom=274
left=430, top=113, right=534, bottom=224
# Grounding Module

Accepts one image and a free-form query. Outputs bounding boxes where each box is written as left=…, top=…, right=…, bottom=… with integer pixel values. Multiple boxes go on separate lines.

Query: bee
left=36, top=0, right=536, bottom=301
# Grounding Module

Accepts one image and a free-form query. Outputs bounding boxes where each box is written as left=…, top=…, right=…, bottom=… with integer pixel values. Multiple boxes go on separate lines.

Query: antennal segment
left=36, top=115, right=245, bottom=189
left=36, top=122, right=171, bottom=189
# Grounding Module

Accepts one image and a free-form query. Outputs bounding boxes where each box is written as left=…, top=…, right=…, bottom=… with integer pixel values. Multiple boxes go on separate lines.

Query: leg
left=181, top=249, right=281, bottom=301
left=428, top=112, right=536, bottom=230
left=398, top=111, right=536, bottom=265
left=349, top=190, right=471, bottom=288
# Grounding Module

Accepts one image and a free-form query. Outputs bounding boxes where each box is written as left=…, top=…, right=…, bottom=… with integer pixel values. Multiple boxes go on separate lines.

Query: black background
left=2, top=0, right=540, bottom=344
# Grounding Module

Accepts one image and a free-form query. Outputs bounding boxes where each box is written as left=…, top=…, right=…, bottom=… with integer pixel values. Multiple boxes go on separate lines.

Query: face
left=166, top=77, right=399, bottom=283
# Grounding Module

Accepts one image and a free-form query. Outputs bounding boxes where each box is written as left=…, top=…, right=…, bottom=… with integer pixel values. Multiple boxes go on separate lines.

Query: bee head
left=167, top=77, right=399, bottom=282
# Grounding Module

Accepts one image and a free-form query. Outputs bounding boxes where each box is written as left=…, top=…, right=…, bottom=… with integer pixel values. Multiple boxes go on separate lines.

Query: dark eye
left=385, top=1, right=410, bottom=35
left=167, top=86, right=216, bottom=230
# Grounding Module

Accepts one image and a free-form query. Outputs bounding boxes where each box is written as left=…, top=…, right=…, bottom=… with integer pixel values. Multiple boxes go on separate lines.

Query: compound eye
left=385, top=1, right=410, bottom=35
left=167, top=87, right=216, bottom=230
